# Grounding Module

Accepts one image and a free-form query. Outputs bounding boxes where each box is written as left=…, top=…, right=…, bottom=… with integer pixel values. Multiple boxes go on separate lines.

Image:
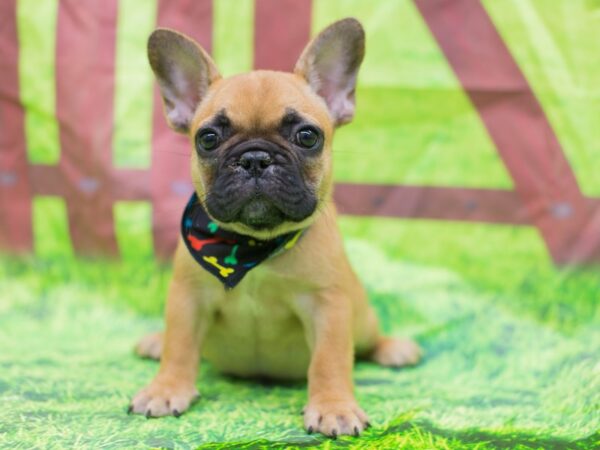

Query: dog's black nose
left=239, top=150, right=273, bottom=176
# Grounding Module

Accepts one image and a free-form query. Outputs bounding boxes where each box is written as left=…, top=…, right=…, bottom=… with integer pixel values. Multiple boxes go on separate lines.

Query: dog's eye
left=296, top=127, right=319, bottom=149
left=195, top=130, right=220, bottom=151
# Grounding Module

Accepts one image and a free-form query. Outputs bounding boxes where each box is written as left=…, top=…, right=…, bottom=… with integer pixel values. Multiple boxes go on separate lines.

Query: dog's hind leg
left=369, top=336, right=421, bottom=368
left=355, top=306, right=422, bottom=368
left=135, top=331, right=163, bottom=360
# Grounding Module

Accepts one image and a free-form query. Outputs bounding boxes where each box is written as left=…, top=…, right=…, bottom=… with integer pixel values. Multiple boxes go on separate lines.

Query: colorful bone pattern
left=186, top=235, right=232, bottom=252
left=224, top=245, right=239, bottom=265
left=284, top=230, right=303, bottom=249
left=202, top=256, right=235, bottom=278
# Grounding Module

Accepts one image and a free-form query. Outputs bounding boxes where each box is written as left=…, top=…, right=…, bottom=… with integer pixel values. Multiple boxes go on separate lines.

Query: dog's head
left=148, top=18, right=364, bottom=239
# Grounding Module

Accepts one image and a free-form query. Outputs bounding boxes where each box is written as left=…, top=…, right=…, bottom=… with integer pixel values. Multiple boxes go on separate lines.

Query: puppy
left=130, top=18, right=421, bottom=438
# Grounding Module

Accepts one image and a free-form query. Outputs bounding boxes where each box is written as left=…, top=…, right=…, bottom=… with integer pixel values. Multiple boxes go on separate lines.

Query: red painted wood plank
left=28, top=162, right=534, bottom=226
left=112, top=169, right=151, bottom=201
left=151, top=0, right=213, bottom=259
left=55, top=0, right=120, bottom=256
left=254, top=0, right=312, bottom=71
left=335, top=184, right=529, bottom=225
left=414, top=0, right=600, bottom=264
left=29, top=165, right=67, bottom=197
left=30, top=165, right=150, bottom=201
left=0, top=0, right=33, bottom=253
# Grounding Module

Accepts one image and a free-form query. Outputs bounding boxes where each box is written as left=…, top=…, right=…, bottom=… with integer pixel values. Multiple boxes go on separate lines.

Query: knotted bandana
left=181, top=193, right=304, bottom=289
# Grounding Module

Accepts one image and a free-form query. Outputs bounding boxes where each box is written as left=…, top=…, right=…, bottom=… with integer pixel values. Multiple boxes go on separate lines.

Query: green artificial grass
left=1, top=226, right=598, bottom=449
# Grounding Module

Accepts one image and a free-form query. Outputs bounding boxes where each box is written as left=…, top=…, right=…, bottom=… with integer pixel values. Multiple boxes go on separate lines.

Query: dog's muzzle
left=237, top=150, right=273, bottom=178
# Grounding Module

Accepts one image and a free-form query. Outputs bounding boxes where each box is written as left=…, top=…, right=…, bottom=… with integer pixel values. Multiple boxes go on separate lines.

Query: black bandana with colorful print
left=181, top=193, right=304, bottom=289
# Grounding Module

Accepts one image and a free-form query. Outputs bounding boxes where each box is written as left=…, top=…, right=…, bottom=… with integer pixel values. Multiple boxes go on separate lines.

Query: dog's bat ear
left=147, top=29, right=221, bottom=133
left=294, top=18, right=365, bottom=127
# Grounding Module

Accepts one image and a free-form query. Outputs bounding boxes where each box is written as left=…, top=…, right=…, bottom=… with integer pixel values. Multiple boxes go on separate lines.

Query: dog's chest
left=201, top=265, right=312, bottom=379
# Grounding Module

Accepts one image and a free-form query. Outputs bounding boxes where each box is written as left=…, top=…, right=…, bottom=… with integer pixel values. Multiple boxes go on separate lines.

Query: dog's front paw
left=303, top=397, right=369, bottom=438
left=129, top=379, right=199, bottom=418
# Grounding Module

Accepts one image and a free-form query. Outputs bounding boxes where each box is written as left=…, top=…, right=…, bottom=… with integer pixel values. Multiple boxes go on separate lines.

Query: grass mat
left=1, top=233, right=598, bottom=449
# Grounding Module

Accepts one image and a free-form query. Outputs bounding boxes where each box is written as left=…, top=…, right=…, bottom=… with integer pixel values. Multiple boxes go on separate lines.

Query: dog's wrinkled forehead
left=191, top=71, right=333, bottom=136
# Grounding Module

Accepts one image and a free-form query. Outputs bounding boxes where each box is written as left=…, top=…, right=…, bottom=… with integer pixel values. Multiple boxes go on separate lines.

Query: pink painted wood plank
left=55, top=0, right=120, bottom=256
left=254, top=0, right=312, bottom=71
left=0, top=0, right=33, bottom=253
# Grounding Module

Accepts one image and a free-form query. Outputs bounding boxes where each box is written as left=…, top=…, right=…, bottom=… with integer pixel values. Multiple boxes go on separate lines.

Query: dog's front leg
left=130, top=267, right=215, bottom=418
left=303, top=289, right=369, bottom=437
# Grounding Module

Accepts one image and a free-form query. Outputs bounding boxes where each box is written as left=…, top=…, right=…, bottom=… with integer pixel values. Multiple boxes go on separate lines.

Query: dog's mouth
left=206, top=179, right=317, bottom=232
left=237, top=196, right=286, bottom=230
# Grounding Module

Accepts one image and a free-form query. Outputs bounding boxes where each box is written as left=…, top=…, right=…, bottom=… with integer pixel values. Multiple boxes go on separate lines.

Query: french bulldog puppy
left=130, top=18, right=421, bottom=438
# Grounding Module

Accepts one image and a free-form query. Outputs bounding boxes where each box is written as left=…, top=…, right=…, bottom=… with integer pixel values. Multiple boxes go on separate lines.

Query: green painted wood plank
left=112, top=0, right=157, bottom=168
left=213, top=0, right=254, bottom=76
left=16, top=0, right=61, bottom=165
left=114, top=201, right=154, bottom=260
left=32, top=196, right=73, bottom=258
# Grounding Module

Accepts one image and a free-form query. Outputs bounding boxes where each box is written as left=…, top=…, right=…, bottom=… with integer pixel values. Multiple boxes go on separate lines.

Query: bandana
left=181, top=193, right=304, bottom=289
